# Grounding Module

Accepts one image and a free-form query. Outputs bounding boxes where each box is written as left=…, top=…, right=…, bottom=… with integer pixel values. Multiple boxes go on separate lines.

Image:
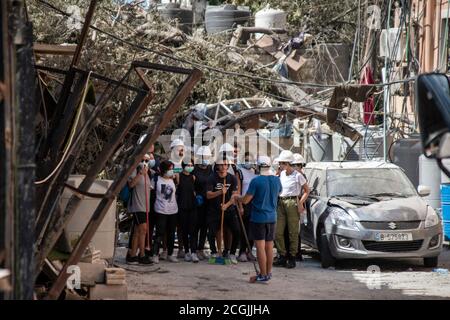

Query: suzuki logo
left=388, top=222, right=397, bottom=230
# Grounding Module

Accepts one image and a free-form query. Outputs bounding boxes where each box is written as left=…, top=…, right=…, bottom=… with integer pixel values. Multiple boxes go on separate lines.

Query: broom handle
left=235, top=208, right=259, bottom=275
left=219, top=177, right=226, bottom=254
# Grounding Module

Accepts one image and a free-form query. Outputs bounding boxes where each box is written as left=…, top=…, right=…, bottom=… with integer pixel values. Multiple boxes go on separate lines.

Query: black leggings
left=208, top=211, right=241, bottom=255
left=195, top=203, right=208, bottom=250
left=179, top=208, right=197, bottom=253
left=239, top=203, right=254, bottom=255
left=153, top=213, right=178, bottom=256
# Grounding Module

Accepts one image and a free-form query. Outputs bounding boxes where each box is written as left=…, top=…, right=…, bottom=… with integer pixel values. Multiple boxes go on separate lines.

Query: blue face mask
left=201, top=159, right=210, bottom=166
left=149, top=159, right=156, bottom=168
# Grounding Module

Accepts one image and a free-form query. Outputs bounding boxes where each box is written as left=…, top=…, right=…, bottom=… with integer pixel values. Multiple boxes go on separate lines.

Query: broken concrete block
left=89, top=284, right=128, bottom=300
left=77, top=262, right=106, bottom=286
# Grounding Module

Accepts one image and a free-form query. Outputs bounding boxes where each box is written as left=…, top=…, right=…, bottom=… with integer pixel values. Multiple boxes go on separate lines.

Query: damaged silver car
left=301, top=161, right=443, bottom=268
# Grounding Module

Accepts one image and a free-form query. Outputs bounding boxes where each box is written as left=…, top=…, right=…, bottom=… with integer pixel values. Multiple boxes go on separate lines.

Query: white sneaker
left=211, top=253, right=218, bottom=258
left=184, top=253, right=192, bottom=262
left=229, top=254, right=238, bottom=264
left=191, top=253, right=200, bottom=263
left=168, top=255, right=179, bottom=263
left=177, top=250, right=185, bottom=259
left=237, top=253, right=248, bottom=262
left=202, top=250, right=210, bottom=259
left=152, top=255, right=159, bottom=264
left=160, top=251, right=168, bottom=260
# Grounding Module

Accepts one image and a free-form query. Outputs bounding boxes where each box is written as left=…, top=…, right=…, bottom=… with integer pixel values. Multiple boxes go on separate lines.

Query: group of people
left=124, top=138, right=310, bottom=284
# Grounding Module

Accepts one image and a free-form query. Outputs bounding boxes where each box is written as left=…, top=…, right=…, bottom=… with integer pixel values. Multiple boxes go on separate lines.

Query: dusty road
left=115, top=246, right=450, bottom=300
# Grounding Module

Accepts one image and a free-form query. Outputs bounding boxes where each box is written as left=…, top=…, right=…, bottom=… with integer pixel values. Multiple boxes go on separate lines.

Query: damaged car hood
left=329, top=197, right=427, bottom=221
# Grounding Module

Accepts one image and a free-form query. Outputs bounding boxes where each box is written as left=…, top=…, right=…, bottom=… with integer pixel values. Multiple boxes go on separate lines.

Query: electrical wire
left=36, top=0, right=417, bottom=89
left=35, top=71, right=92, bottom=185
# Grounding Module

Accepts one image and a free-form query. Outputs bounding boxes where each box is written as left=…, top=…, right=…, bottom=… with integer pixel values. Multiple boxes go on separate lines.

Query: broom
left=235, top=205, right=260, bottom=283
left=208, top=177, right=227, bottom=265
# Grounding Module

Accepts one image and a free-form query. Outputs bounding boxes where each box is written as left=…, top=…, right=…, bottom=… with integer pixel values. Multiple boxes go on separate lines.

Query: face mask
left=166, top=170, right=174, bottom=178
left=185, top=167, right=194, bottom=173
left=201, top=159, right=210, bottom=166
left=149, top=159, right=156, bottom=168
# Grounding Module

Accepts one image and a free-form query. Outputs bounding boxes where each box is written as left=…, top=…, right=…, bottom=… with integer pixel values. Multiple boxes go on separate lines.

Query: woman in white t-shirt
left=152, top=160, right=179, bottom=263
left=274, top=150, right=310, bottom=269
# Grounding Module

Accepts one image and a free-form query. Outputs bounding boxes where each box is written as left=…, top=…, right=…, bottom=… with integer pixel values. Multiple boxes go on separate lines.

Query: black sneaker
left=273, top=255, right=287, bottom=267
left=126, top=255, right=139, bottom=265
left=285, top=257, right=296, bottom=269
left=138, top=255, right=153, bottom=265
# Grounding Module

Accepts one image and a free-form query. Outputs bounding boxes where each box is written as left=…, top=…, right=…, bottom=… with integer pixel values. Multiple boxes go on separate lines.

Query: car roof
left=305, top=161, right=400, bottom=170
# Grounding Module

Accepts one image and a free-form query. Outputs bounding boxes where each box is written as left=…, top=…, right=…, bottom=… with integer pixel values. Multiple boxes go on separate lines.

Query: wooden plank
left=46, top=67, right=202, bottom=300
left=33, top=43, right=76, bottom=56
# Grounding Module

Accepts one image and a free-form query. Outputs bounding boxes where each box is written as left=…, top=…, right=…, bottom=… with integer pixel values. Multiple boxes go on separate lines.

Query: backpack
left=119, top=183, right=132, bottom=207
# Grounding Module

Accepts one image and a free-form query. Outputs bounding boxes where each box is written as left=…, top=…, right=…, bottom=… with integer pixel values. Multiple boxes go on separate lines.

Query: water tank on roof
left=158, top=3, right=193, bottom=34
left=205, top=4, right=251, bottom=35
left=254, top=6, right=287, bottom=39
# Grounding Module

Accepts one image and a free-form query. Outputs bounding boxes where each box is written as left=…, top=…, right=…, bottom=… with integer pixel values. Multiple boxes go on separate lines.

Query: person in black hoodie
left=192, top=146, right=213, bottom=260
left=177, top=159, right=199, bottom=262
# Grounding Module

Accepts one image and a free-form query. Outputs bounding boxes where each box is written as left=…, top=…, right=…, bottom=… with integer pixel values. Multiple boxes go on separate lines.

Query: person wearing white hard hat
left=206, top=156, right=241, bottom=264
left=233, top=155, right=282, bottom=283
left=288, top=153, right=308, bottom=262
left=273, top=150, right=310, bottom=269
left=292, top=153, right=307, bottom=179
left=237, top=152, right=257, bottom=262
left=192, top=146, right=213, bottom=260
left=218, top=142, right=244, bottom=259
left=170, top=139, right=185, bottom=174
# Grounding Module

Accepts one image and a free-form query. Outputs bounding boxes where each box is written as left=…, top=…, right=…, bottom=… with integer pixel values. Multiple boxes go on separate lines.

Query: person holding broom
left=206, top=156, right=240, bottom=263
left=233, top=155, right=282, bottom=284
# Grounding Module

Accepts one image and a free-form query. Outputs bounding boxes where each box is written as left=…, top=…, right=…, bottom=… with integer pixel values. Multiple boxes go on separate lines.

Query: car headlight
left=328, top=207, right=359, bottom=231
left=425, top=206, right=440, bottom=228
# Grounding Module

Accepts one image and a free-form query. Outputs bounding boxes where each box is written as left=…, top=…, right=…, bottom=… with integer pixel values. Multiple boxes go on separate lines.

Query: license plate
left=374, top=232, right=413, bottom=242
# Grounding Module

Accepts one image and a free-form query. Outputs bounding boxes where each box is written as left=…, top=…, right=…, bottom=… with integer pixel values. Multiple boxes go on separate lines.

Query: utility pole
left=0, top=0, right=36, bottom=299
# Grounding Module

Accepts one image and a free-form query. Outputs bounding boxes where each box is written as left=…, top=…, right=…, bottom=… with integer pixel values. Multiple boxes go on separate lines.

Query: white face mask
left=166, top=170, right=174, bottom=178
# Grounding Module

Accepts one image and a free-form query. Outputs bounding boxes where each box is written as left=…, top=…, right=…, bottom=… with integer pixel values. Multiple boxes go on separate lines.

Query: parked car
left=301, top=161, right=443, bottom=268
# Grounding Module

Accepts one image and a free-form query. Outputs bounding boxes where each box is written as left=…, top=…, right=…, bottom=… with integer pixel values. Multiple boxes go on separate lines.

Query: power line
left=36, top=0, right=417, bottom=89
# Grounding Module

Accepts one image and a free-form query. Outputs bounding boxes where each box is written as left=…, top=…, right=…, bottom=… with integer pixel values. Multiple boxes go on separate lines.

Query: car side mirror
left=416, top=73, right=450, bottom=178
left=418, top=185, right=431, bottom=197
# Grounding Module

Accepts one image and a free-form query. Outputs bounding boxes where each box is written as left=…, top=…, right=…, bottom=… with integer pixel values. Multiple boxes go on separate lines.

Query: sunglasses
left=142, top=159, right=150, bottom=163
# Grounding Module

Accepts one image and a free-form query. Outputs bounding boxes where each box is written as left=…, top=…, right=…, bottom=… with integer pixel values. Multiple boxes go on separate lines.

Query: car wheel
left=423, top=257, right=438, bottom=268
left=318, top=226, right=336, bottom=268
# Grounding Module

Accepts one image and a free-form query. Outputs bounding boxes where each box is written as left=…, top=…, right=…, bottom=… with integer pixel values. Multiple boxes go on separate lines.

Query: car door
left=301, top=168, right=324, bottom=247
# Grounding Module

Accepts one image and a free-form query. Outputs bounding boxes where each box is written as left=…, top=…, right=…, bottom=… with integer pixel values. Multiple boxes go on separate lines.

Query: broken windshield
left=327, top=168, right=417, bottom=198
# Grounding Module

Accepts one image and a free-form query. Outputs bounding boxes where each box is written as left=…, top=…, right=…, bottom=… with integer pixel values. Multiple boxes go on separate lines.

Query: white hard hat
left=277, top=150, right=294, bottom=163
left=219, top=143, right=234, bottom=153
left=196, top=145, right=212, bottom=157
left=170, top=139, right=185, bottom=149
left=257, top=155, right=272, bottom=167
left=292, top=153, right=306, bottom=165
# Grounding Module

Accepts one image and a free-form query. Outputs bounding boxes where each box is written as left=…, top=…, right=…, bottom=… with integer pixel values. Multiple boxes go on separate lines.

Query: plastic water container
left=440, top=184, right=450, bottom=241
left=61, top=175, right=117, bottom=259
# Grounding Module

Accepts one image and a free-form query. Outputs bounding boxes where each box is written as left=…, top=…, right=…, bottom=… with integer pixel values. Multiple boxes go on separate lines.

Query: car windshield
left=327, top=168, right=417, bottom=198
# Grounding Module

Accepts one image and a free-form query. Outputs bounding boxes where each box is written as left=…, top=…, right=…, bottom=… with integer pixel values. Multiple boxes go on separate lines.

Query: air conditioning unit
left=379, top=28, right=405, bottom=62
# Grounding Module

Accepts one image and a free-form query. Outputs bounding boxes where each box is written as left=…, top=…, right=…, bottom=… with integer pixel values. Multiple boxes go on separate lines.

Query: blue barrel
left=440, top=184, right=450, bottom=241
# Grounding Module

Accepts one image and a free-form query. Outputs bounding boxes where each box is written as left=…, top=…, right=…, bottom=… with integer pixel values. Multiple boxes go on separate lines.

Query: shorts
left=132, top=211, right=147, bottom=225
left=248, top=222, right=275, bottom=241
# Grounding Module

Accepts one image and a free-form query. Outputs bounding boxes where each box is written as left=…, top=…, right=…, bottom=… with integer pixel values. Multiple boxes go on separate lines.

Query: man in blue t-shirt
left=234, top=155, right=282, bottom=283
